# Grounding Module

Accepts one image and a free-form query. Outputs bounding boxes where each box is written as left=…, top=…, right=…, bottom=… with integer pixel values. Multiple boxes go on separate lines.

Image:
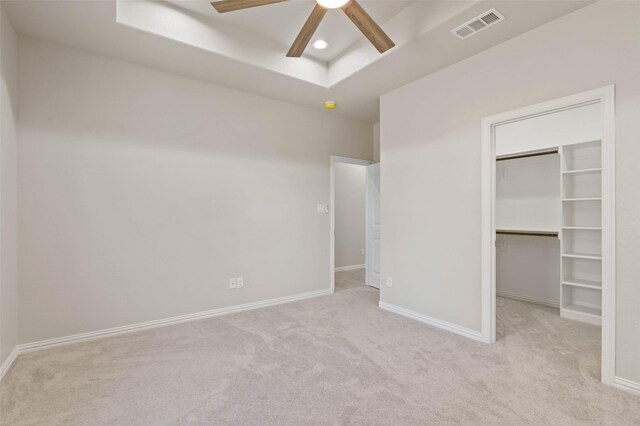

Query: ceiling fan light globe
left=316, top=0, right=349, bottom=9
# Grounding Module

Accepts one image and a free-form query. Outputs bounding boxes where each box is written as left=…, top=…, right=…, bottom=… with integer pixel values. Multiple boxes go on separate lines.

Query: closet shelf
left=562, top=253, right=602, bottom=260
left=562, top=168, right=602, bottom=175
left=562, top=226, right=602, bottom=231
left=496, top=228, right=558, bottom=237
left=562, top=197, right=602, bottom=202
left=496, top=148, right=558, bottom=162
left=562, top=279, right=602, bottom=290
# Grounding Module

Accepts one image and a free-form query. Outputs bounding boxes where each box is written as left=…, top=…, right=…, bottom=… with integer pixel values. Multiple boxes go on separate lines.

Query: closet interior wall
left=496, top=152, right=561, bottom=307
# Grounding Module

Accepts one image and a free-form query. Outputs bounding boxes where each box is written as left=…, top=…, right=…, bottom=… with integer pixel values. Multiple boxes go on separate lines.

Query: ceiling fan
left=210, top=0, right=395, bottom=57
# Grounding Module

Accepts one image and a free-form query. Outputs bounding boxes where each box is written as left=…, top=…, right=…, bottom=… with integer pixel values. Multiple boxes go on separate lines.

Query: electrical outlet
left=229, top=278, right=237, bottom=289
left=236, top=277, right=244, bottom=288
left=361, top=248, right=365, bottom=256
left=386, top=277, right=393, bottom=288
left=317, top=204, right=329, bottom=214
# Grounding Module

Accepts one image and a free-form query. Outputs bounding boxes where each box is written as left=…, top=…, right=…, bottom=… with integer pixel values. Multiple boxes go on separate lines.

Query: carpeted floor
left=1, top=285, right=639, bottom=425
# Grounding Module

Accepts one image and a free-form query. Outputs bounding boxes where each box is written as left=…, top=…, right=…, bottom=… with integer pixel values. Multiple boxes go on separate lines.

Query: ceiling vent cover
left=451, top=9, right=505, bottom=40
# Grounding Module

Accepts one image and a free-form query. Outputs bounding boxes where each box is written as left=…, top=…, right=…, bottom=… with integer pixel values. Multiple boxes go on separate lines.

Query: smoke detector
left=451, top=9, right=505, bottom=40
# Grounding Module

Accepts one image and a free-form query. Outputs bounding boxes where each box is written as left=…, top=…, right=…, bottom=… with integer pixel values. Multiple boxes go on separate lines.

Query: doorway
left=329, top=156, right=379, bottom=293
left=480, top=86, right=616, bottom=385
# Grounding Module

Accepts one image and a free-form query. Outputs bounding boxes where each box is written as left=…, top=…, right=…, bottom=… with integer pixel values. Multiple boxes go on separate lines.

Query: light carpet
left=1, top=288, right=639, bottom=425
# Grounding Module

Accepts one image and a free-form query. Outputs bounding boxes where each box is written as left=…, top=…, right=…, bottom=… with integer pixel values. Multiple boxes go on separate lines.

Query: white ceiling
left=165, top=0, right=415, bottom=62
left=3, top=0, right=594, bottom=123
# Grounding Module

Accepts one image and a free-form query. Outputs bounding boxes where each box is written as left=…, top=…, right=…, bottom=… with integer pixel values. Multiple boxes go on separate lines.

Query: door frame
left=329, top=155, right=373, bottom=293
left=365, top=163, right=381, bottom=289
left=480, top=85, right=616, bottom=385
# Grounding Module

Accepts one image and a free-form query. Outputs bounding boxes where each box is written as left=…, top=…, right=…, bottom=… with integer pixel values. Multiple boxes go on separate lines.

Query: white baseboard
left=497, top=290, right=560, bottom=309
left=16, top=288, right=333, bottom=355
left=334, top=264, right=365, bottom=272
left=379, top=301, right=485, bottom=342
left=560, top=307, right=602, bottom=326
left=0, top=346, right=19, bottom=381
left=614, top=376, right=640, bottom=396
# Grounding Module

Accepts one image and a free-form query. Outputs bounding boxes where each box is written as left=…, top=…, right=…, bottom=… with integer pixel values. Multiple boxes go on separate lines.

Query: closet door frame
left=480, top=85, right=616, bottom=385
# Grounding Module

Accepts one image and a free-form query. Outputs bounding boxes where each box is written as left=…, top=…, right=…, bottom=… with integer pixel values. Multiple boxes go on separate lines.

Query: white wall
left=380, top=1, right=640, bottom=384
left=334, top=163, right=366, bottom=269
left=496, top=155, right=561, bottom=232
left=496, top=234, right=560, bottom=307
left=17, top=38, right=372, bottom=344
left=0, top=5, right=18, bottom=367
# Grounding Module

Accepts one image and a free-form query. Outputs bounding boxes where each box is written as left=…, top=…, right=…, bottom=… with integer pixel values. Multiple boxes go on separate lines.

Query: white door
left=366, top=163, right=381, bottom=289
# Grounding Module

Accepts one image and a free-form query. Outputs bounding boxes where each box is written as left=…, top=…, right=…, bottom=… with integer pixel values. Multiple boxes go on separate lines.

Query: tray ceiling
left=3, top=0, right=595, bottom=122
left=164, top=0, right=414, bottom=62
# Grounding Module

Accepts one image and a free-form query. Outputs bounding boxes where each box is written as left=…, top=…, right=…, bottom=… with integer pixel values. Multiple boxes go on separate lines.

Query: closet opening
left=480, top=86, right=616, bottom=385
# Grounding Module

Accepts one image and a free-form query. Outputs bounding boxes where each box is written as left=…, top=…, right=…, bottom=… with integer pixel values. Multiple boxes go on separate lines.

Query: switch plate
left=386, top=277, right=393, bottom=288
left=236, top=277, right=244, bottom=288
left=229, top=278, right=237, bottom=289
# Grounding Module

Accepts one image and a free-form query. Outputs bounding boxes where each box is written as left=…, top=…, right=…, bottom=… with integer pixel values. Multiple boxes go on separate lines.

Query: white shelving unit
left=559, top=140, right=602, bottom=325
left=561, top=168, right=602, bottom=176
left=562, top=226, right=601, bottom=230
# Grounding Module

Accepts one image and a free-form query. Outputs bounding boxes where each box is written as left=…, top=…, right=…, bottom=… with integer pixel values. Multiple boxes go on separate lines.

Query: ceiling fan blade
left=286, top=4, right=327, bottom=57
left=210, top=0, right=287, bottom=14
left=341, top=0, right=395, bottom=53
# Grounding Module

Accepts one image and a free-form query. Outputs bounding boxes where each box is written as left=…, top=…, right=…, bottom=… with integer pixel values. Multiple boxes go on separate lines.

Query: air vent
left=468, top=20, right=486, bottom=31
left=451, top=8, right=505, bottom=40
left=455, top=27, right=474, bottom=38
left=481, top=11, right=501, bottom=25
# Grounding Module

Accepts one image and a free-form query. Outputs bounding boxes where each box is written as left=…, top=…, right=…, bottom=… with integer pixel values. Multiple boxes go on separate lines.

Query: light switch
left=317, top=204, right=329, bottom=214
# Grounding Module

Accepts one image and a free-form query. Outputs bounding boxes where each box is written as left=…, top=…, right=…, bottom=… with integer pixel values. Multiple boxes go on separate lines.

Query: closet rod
left=496, top=230, right=558, bottom=237
left=496, top=149, right=559, bottom=162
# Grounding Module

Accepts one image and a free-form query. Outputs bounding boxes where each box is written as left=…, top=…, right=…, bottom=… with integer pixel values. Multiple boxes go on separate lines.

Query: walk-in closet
left=495, top=102, right=604, bottom=326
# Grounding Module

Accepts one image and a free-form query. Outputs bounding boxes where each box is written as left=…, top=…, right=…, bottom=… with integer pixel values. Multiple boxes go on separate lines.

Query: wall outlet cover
left=237, top=277, right=244, bottom=288
left=229, top=278, right=237, bottom=289
left=386, top=277, right=393, bottom=288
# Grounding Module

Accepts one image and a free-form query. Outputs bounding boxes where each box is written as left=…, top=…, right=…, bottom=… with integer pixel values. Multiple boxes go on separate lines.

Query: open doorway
left=329, top=156, right=379, bottom=294
left=481, top=86, right=616, bottom=385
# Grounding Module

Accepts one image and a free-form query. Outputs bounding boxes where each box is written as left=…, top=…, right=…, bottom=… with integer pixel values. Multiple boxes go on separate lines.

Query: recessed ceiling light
left=316, top=0, right=349, bottom=9
left=313, top=40, right=328, bottom=50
